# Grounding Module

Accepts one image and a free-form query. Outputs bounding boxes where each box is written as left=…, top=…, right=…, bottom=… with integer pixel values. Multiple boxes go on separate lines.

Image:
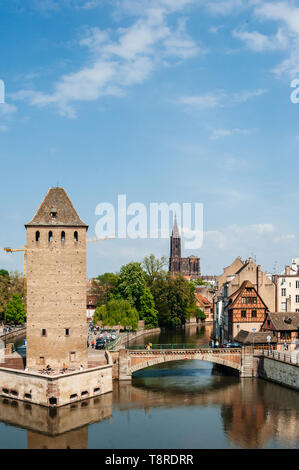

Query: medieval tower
left=25, top=187, right=88, bottom=371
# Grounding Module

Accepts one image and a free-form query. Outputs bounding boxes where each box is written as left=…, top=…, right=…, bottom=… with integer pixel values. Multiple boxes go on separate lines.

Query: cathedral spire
left=171, top=214, right=180, bottom=238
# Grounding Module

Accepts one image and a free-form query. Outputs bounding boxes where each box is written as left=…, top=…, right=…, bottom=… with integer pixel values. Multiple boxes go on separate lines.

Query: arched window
left=48, top=231, right=53, bottom=243
left=74, top=231, right=78, bottom=243
left=61, top=231, right=65, bottom=243
left=35, top=231, right=40, bottom=242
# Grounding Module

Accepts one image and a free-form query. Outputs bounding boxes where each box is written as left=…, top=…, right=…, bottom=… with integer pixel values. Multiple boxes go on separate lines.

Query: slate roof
left=25, top=187, right=88, bottom=228
left=266, top=312, right=299, bottom=331
left=235, top=330, right=277, bottom=344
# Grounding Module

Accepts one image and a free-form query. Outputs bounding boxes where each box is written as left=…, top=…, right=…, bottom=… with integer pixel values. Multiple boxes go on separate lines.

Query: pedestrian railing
left=125, top=343, right=209, bottom=351
left=260, top=349, right=299, bottom=366
left=125, top=344, right=242, bottom=353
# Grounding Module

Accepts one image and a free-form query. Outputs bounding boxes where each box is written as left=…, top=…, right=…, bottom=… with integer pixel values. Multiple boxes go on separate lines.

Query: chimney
left=285, top=266, right=291, bottom=275
left=257, top=265, right=261, bottom=293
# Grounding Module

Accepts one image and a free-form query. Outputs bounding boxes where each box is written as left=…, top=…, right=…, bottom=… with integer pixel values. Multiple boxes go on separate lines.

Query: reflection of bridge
left=116, top=346, right=255, bottom=380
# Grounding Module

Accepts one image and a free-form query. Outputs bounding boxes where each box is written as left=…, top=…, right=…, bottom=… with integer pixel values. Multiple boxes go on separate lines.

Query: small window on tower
left=48, top=231, right=53, bottom=243
left=70, top=352, right=76, bottom=362
left=35, top=231, right=40, bottom=242
left=65, top=328, right=70, bottom=336
left=42, top=329, right=46, bottom=336
left=74, top=231, right=78, bottom=242
left=61, top=231, right=65, bottom=243
left=50, top=208, right=57, bottom=218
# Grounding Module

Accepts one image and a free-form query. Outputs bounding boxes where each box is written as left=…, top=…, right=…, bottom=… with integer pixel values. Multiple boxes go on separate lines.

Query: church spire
left=171, top=214, right=180, bottom=238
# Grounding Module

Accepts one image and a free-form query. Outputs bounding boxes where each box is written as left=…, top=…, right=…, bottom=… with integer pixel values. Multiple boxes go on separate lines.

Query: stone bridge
left=115, top=347, right=256, bottom=380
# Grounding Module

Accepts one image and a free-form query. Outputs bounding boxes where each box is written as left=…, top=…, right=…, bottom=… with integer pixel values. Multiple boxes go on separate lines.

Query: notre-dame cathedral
left=169, top=215, right=201, bottom=280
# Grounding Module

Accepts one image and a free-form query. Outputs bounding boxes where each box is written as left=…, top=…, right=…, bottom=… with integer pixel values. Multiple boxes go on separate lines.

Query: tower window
left=65, top=328, right=70, bottom=336
left=74, top=231, right=78, bottom=242
left=70, top=352, right=76, bottom=362
left=35, top=231, right=40, bottom=242
left=42, top=329, right=46, bottom=336
left=48, top=231, right=53, bottom=243
left=61, top=231, right=65, bottom=243
left=50, top=209, right=57, bottom=218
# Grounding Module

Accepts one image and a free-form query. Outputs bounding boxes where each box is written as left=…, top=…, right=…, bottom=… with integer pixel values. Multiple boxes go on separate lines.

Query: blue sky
left=1, top=0, right=299, bottom=277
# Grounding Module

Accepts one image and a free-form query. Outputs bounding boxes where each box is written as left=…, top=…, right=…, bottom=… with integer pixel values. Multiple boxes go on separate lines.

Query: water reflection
left=0, top=346, right=298, bottom=448
left=128, top=323, right=214, bottom=347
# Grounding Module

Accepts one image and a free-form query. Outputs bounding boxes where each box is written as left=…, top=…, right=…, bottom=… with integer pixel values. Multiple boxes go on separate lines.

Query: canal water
left=0, top=324, right=298, bottom=449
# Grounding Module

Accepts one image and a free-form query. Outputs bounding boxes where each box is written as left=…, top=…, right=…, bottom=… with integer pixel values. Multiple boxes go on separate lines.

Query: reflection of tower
left=27, top=428, right=88, bottom=449
left=25, top=187, right=88, bottom=370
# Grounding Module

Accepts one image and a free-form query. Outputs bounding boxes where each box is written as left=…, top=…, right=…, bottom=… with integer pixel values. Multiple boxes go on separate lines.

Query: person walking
left=91, top=339, right=95, bottom=349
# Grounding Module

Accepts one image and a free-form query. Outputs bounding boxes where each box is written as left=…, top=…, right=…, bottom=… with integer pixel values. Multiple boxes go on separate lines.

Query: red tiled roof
left=195, top=293, right=212, bottom=307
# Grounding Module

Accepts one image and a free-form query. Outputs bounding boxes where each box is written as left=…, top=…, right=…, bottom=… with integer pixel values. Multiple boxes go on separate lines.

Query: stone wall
left=258, top=356, right=299, bottom=391
left=0, top=363, right=113, bottom=407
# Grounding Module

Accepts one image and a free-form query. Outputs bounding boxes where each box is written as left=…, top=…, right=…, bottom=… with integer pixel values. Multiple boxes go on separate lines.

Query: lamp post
left=127, top=326, right=130, bottom=348
left=252, top=328, right=256, bottom=351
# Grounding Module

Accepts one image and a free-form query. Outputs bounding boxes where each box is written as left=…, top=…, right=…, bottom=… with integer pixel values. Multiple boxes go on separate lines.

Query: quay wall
left=258, top=355, right=299, bottom=391
left=0, top=363, right=113, bottom=407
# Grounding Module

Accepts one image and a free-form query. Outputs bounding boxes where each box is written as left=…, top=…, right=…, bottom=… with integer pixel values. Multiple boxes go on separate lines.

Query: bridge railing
left=125, top=343, right=209, bottom=351
left=260, top=348, right=299, bottom=366
left=126, top=344, right=242, bottom=354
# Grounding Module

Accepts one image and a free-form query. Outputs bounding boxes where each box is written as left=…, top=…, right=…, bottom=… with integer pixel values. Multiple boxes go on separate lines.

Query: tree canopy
left=5, top=294, right=26, bottom=324
left=93, top=298, right=139, bottom=330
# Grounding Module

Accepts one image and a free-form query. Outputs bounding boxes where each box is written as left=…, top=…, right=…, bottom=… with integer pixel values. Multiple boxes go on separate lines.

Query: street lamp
left=252, top=327, right=256, bottom=351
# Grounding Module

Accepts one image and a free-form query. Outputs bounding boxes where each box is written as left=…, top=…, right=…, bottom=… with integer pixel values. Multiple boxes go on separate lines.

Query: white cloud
left=178, top=88, right=266, bottom=109
left=204, top=223, right=275, bottom=251
left=201, top=0, right=248, bottom=15
left=0, top=103, right=17, bottom=116
left=231, top=88, right=267, bottom=102
left=209, top=128, right=252, bottom=139
left=233, top=28, right=288, bottom=52
left=13, top=4, right=199, bottom=117
left=178, top=91, right=225, bottom=108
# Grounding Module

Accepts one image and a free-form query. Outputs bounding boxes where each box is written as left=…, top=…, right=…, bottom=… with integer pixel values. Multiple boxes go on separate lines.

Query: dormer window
left=50, top=208, right=57, bottom=218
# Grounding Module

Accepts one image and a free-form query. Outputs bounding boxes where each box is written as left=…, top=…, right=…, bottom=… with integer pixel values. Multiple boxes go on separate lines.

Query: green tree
left=91, top=272, right=118, bottom=306
left=0, top=269, right=9, bottom=278
left=0, top=270, right=25, bottom=319
left=93, top=298, right=139, bottom=330
left=0, top=275, right=10, bottom=318
left=151, top=273, right=197, bottom=328
left=5, top=294, right=26, bottom=324
left=115, top=262, right=147, bottom=312
left=142, top=254, right=168, bottom=284
left=139, top=288, right=158, bottom=329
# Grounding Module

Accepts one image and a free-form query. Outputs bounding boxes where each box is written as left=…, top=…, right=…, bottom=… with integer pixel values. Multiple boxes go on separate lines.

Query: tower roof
left=25, top=187, right=88, bottom=228
left=171, top=214, right=180, bottom=238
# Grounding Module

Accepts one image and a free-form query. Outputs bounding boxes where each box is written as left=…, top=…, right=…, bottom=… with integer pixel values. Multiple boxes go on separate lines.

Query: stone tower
left=25, top=187, right=88, bottom=371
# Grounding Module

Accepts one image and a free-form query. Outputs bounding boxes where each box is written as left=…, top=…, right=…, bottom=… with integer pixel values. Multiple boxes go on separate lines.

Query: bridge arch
left=129, top=351, right=242, bottom=376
